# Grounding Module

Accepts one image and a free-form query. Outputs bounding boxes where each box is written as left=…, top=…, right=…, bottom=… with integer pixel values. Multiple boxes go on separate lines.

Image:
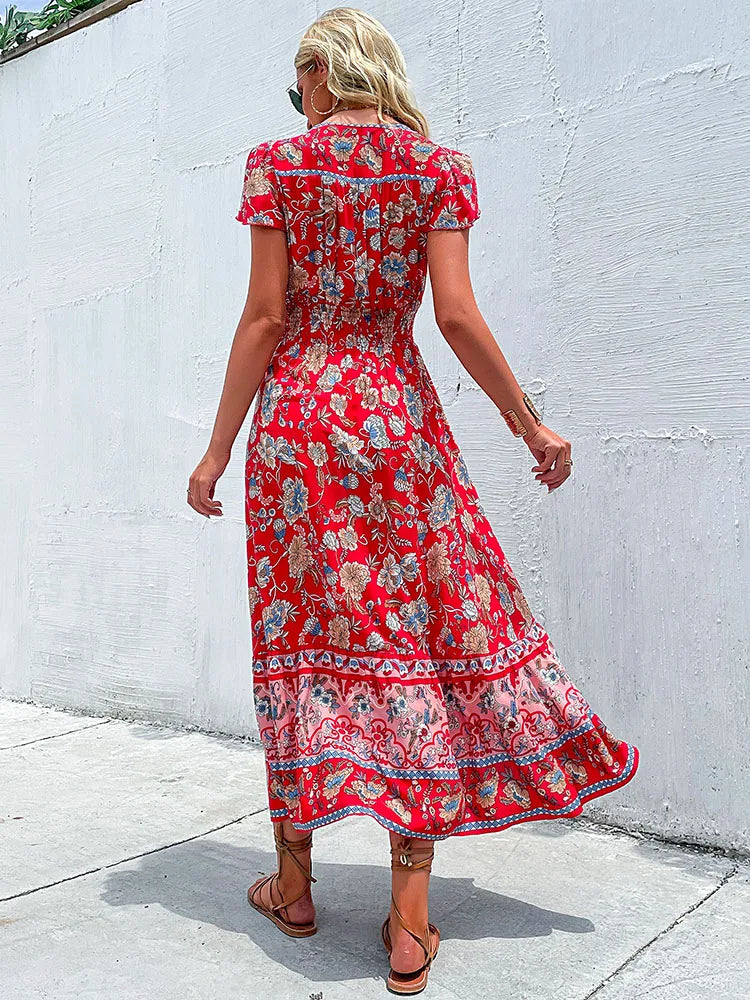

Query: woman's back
left=236, top=121, right=496, bottom=667
left=236, top=121, right=480, bottom=354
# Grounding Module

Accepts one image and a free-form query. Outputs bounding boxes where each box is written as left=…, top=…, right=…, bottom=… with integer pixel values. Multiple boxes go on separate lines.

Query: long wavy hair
left=294, top=7, right=430, bottom=138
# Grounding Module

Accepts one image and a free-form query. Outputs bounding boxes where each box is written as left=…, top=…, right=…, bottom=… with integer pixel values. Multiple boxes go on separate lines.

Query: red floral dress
left=235, top=121, right=639, bottom=839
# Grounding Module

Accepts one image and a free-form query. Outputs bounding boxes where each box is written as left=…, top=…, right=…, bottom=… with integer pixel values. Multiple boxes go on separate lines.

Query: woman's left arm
left=187, top=226, right=288, bottom=518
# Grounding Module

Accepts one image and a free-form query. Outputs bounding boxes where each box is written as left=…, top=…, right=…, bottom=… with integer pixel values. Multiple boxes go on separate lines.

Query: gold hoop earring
left=310, top=82, right=340, bottom=116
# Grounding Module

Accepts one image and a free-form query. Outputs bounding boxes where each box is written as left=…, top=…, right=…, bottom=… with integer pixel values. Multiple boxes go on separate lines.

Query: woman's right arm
left=426, top=228, right=572, bottom=493
left=187, top=225, right=288, bottom=518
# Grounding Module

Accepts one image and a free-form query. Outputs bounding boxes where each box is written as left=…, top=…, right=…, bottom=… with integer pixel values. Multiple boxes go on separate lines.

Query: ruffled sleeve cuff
left=235, top=142, right=286, bottom=230
left=426, top=148, right=481, bottom=231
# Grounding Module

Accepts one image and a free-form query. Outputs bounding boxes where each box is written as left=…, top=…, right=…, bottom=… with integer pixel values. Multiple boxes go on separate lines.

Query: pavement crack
left=0, top=806, right=268, bottom=903
left=582, top=865, right=740, bottom=999
left=0, top=719, right=112, bottom=750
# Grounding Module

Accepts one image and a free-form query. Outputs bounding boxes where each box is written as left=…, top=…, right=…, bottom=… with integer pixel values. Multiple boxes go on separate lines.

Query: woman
left=188, top=7, right=640, bottom=995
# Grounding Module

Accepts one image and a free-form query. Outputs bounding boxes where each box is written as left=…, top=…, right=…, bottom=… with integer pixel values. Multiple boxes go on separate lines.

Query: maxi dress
left=235, top=120, right=640, bottom=840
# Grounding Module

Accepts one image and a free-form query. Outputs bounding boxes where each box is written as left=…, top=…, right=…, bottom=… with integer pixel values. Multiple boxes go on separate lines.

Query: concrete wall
left=1, top=1, right=748, bottom=853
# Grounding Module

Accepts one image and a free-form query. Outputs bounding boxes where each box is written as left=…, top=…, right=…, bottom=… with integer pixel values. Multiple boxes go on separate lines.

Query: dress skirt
left=243, top=324, right=640, bottom=841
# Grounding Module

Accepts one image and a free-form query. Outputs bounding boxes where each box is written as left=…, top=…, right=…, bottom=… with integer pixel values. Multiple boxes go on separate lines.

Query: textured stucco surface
left=1, top=1, right=748, bottom=852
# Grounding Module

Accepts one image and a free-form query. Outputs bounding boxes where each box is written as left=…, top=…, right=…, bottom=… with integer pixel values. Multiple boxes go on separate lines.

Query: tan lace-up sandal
left=247, top=825, right=318, bottom=937
left=380, top=836, right=440, bottom=995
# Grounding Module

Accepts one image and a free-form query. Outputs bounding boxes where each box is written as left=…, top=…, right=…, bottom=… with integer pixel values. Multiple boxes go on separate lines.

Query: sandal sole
left=247, top=887, right=318, bottom=938
left=382, top=918, right=440, bottom=995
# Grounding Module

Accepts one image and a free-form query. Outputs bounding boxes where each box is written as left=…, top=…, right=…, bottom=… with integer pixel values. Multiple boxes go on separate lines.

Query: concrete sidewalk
left=1, top=699, right=747, bottom=1000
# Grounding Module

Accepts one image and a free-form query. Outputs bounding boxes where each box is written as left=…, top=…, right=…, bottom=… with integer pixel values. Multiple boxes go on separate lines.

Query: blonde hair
left=294, top=7, right=430, bottom=138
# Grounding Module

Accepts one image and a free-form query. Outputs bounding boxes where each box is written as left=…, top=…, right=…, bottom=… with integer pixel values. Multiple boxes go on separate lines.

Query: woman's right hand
left=187, top=446, right=230, bottom=518
left=524, top=424, right=572, bottom=492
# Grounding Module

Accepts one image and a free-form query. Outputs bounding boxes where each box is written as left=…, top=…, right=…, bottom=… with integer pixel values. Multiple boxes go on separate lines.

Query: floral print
left=236, top=121, right=639, bottom=839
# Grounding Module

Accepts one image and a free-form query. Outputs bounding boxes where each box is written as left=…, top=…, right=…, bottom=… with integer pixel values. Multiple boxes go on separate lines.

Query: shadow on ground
left=101, top=837, right=595, bottom=984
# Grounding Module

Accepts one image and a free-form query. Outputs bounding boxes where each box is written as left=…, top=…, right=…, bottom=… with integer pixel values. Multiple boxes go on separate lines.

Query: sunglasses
left=287, top=64, right=313, bottom=115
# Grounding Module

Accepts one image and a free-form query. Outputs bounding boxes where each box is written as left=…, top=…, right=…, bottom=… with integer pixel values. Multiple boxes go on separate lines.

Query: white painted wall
left=1, top=1, right=748, bottom=853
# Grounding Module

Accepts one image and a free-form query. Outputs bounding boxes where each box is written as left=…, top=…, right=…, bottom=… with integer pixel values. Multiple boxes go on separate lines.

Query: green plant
left=1, top=0, right=105, bottom=55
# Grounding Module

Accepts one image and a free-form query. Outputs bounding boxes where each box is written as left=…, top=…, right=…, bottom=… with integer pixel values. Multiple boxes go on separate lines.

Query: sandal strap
left=273, top=825, right=318, bottom=886
left=249, top=870, right=303, bottom=918
left=390, top=835, right=435, bottom=873
left=249, top=872, right=280, bottom=911
left=390, top=894, right=432, bottom=964
left=385, top=837, right=438, bottom=974
left=386, top=896, right=438, bottom=977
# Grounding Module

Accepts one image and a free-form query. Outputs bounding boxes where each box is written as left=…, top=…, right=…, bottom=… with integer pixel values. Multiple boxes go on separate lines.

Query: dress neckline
left=310, top=120, right=414, bottom=132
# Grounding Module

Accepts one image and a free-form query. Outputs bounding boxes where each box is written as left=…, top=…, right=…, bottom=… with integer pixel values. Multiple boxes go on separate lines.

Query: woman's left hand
left=524, top=424, right=572, bottom=492
left=187, top=447, right=230, bottom=518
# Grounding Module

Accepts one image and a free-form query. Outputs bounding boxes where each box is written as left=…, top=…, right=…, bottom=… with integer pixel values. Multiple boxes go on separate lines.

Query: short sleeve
left=235, top=142, right=286, bottom=230
left=426, top=148, right=481, bottom=230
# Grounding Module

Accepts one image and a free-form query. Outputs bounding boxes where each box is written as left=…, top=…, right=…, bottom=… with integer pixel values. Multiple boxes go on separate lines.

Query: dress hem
left=265, top=743, right=640, bottom=841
